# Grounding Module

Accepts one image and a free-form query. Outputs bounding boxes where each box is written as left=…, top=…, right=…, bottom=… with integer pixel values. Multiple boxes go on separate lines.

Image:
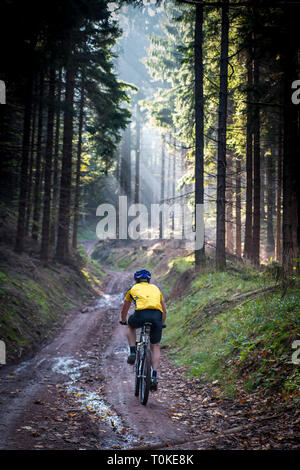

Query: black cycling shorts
left=128, top=309, right=162, bottom=344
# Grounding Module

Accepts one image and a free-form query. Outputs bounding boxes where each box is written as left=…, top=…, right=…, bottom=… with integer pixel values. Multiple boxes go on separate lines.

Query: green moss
left=117, top=252, right=137, bottom=268
left=162, top=256, right=299, bottom=404
left=0, top=242, right=106, bottom=362
left=0, top=270, right=8, bottom=282
left=168, top=254, right=194, bottom=273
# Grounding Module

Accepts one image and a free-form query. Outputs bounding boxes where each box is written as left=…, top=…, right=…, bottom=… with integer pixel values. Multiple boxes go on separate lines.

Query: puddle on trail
left=96, top=293, right=124, bottom=309
left=51, top=356, right=134, bottom=449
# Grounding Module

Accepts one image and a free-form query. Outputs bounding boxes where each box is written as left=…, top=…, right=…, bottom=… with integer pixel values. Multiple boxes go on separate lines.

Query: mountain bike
left=134, top=322, right=152, bottom=406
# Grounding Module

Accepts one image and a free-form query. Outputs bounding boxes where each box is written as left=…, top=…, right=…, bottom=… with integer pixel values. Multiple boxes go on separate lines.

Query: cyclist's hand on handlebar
left=119, top=320, right=128, bottom=325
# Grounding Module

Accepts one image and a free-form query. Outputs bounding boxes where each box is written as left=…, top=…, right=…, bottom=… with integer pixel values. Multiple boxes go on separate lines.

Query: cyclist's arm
left=121, top=300, right=131, bottom=323
left=161, top=301, right=167, bottom=325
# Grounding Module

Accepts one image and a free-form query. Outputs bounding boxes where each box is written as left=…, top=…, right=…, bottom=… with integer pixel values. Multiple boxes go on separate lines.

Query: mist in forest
left=111, top=3, right=187, bottom=214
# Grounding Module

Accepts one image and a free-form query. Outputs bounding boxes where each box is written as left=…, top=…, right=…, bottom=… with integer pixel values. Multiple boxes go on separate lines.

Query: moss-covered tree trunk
left=72, top=74, right=85, bottom=250
left=244, top=55, right=253, bottom=261
left=56, top=52, right=75, bottom=262
left=216, top=0, right=229, bottom=270
left=50, top=67, right=62, bottom=246
left=32, top=71, right=45, bottom=241
left=252, top=53, right=260, bottom=267
left=15, top=72, right=33, bottom=254
left=41, top=62, right=56, bottom=264
left=235, top=156, right=242, bottom=258
left=194, top=1, right=205, bottom=269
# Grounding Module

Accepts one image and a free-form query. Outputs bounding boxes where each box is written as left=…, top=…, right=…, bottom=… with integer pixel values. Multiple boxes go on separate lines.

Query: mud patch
left=96, top=293, right=124, bottom=309
left=52, top=357, right=123, bottom=431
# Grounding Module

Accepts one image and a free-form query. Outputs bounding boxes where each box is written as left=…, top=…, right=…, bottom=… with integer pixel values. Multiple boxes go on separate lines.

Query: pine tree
left=56, top=38, right=75, bottom=262
left=41, top=61, right=56, bottom=264
left=194, top=1, right=205, bottom=268
left=216, top=0, right=229, bottom=270
left=72, top=73, right=85, bottom=250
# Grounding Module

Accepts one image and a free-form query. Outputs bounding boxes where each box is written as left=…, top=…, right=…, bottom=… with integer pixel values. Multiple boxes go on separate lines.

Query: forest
left=0, top=0, right=299, bottom=453
left=0, top=0, right=299, bottom=274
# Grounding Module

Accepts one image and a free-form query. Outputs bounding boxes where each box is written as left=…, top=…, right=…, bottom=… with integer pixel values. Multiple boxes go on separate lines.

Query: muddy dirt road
left=1, top=260, right=299, bottom=451
left=0, top=269, right=194, bottom=450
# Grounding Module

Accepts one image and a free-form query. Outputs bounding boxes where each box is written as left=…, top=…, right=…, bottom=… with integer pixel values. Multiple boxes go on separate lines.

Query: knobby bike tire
left=139, top=346, right=151, bottom=406
left=135, top=350, right=140, bottom=397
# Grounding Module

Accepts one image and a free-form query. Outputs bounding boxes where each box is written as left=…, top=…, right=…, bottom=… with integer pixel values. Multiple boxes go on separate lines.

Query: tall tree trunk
left=32, top=71, right=45, bottom=241
left=72, top=74, right=85, bottom=250
left=50, top=67, right=62, bottom=245
left=279, top=4, right=300, bottom=276
left=167, top=142, right=171, bottom=201
left=260, top=149, right=266, bottom=222
left=115, top=146, right=120, bottom=187
left=275, top=126, right=282, bottom=262
left=172, top=135, right=176, bottom=233
left=266, top=151, right=275, bottom=258
left=225, top=152, right=233, bottom=253
left=194, top=2, right=205, bottom=268
left=56, top=56, right=75, bottom=262
left=216, top=0, right=229, bottom=270
left=41, top=63, right=56, bottom=264
left=235, top=156, right=242, bottom=257
left=282, top=41, right=300, bottom=275
left=159, top=134, right=165, bottom=239
left=15, top=73, right=33, bottom=253
left=24, top=79, right=38, bottom=236
left=244, top=55, right=253, bottom=260
left=252, top=53, right=260, bottom=266
left=181, top=147, right=186, bottom=239
left=134, top=104, right=140, bottom=205
left=120, top=124, right=131, bottom=200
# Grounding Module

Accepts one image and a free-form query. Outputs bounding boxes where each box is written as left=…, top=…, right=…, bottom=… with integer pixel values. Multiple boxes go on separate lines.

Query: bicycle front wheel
left=139, top=346, right=151, bottom=406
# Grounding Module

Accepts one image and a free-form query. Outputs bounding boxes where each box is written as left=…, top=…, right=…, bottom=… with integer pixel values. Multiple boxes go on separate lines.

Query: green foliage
left=168, top=254, right=194, bottom=274
left=162, top=255, right=300, bottom=404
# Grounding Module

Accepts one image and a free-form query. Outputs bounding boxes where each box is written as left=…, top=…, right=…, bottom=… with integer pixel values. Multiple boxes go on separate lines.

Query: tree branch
left=176, top=0, right=299, bottom=7
left=176, top=0, right=250, bottom=7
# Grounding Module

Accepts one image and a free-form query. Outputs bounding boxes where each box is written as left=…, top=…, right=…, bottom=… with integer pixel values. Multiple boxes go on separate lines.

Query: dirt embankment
left=0, top=240, right=102, bottom=363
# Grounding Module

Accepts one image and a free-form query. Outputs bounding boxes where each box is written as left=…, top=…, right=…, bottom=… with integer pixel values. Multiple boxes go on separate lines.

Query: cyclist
left=119, top=269, right=167, bottom=392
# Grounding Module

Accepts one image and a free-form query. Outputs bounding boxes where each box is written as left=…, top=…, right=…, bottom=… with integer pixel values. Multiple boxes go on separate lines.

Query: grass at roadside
left=82, top=238, right=300, bottom=406
left=161, top=255, right=300, bottom=406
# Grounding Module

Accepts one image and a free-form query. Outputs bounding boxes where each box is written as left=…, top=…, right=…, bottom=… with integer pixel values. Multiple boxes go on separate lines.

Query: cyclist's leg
left=127, top=312, right=144, bottom=345
left=127, top=312, right=144, bottom=364
left=126, top=325, right=137, bottom=364
left=126, top=323, right=136, bottom=347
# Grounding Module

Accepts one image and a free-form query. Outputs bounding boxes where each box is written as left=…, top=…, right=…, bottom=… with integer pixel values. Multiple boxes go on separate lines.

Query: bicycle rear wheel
left=134, top=350, right=140, bottom=397
left=139, top=346, right=151, bottom=406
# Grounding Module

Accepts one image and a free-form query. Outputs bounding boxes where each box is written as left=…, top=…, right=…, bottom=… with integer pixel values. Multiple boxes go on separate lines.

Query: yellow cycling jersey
left=124, top=282, right=164, bottom=313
